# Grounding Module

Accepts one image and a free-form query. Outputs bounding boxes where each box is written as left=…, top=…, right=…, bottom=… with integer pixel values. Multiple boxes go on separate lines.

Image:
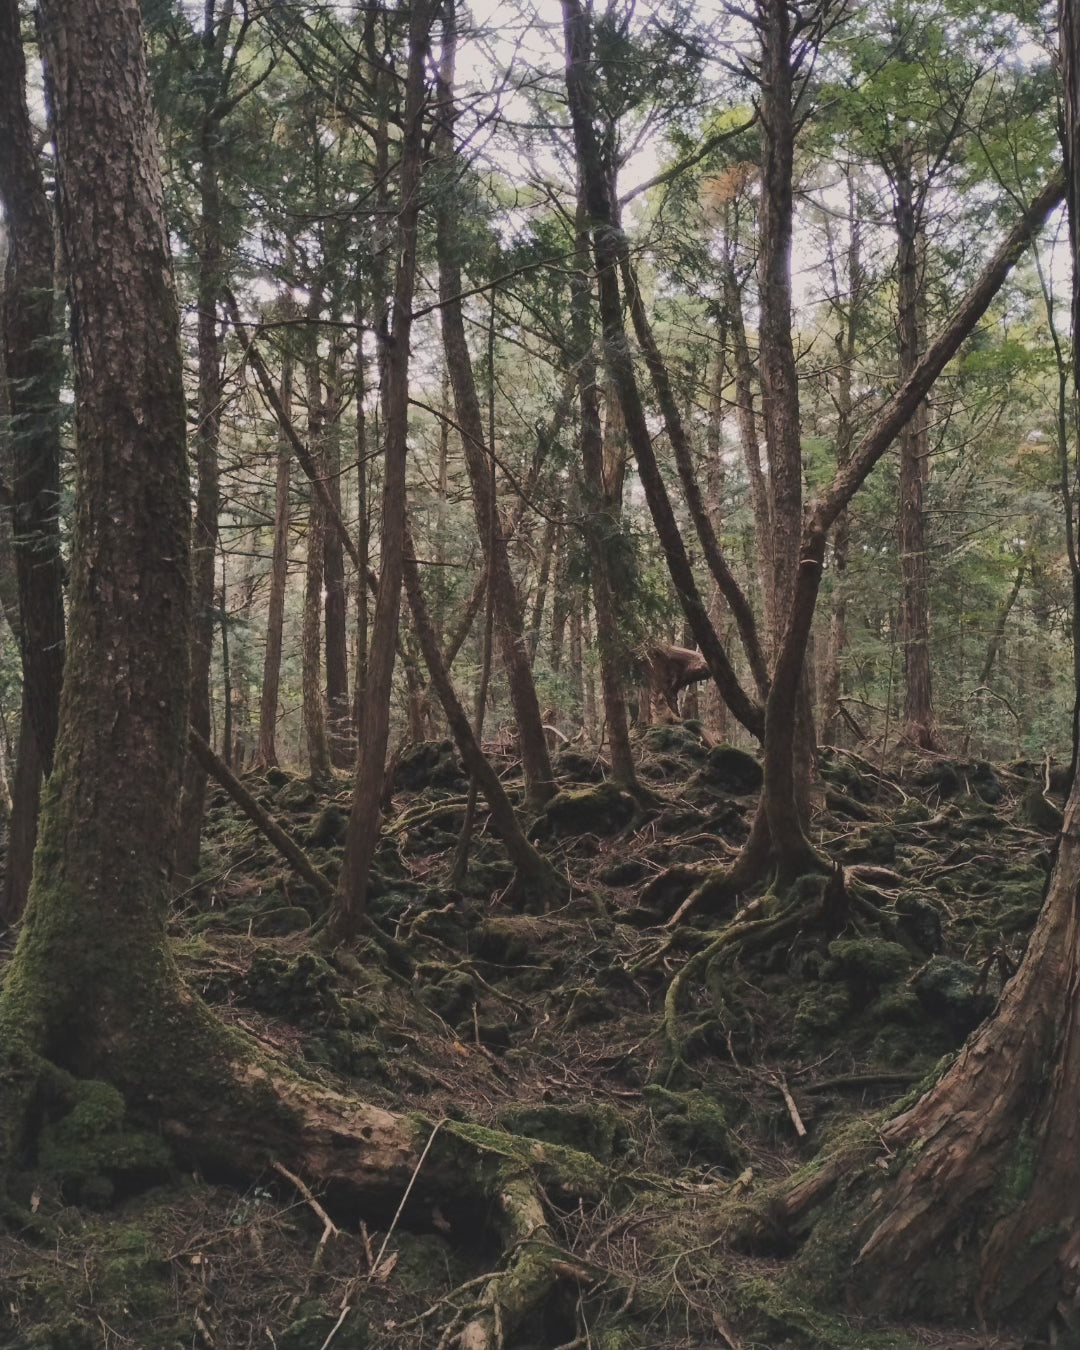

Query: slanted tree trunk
left=893, top=146, right=941, bottom=751
left=254, top=300, right=296, bottom=770
left=0, top=0, right=67, bottom=919
left=435, top=11, right=554, bottom=808
left=332, top=0, right=433, bottom=940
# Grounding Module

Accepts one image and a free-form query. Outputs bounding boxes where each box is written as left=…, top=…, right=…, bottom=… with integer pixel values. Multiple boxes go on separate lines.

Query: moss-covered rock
left=553, top=747, right=609, bottom=783
left=643, top=1085, right=742, bottom=1170
left=824, top=938, right=911, bottom=1009
left=37, top=1081, right=173, bottom=1205
left=696, top=744, right=763, bottom=794
left=392, top=740, right=466, bottom=792
left=539, top=783, right=636, bottom=836
left=245, top=950, right=340, bottom=1026
left=306, top=804, right=348, bottom=848
left=912, top=956, right=994, bottom=1036
left=793, top=987, right=851, bottom=1041
left=894, top=893, right=942, bottom=953
left=1020, top=786, right=1064, bottom=834
left=501, top=1101, right=627, bottom=1161
left=641, top=722, right=709, bottom=764
left=421, top=970, right=475, bottom=1024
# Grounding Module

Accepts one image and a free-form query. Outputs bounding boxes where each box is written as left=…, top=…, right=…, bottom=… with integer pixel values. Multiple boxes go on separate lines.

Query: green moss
left=36, top=1079, right=172, bottom=1205
left=911, top=956, right=994, bottom=1036
left=793, top=988, right=851, bottom=1042
left=501, top=1102, right=627, bottom=1162
left=245, top=950, right=341, bottom=1026
left=643, top=1086, right=742, bottom=1171
left=824, top=937, right=911, bottom=1008
left=539, top=783, right=636, bottom=836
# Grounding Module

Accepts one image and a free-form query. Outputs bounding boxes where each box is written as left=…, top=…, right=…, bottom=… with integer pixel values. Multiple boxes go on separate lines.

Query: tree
left=0, top=0, right=66, bottom=922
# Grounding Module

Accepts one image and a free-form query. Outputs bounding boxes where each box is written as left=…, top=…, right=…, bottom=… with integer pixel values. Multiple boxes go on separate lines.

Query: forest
left=2, top=0, right=1080, bottom=1345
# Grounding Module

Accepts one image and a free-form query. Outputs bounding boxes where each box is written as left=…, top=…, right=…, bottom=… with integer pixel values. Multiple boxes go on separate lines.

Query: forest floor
left=0, top=720, right=1062, bottom=1350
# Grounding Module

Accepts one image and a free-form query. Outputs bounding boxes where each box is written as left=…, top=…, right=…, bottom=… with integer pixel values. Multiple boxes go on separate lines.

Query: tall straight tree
left=332, top=0, right=434, bottom=940
left=434, top=3, right=554, bottom=809
left=0, top=0, right=66, bottom=922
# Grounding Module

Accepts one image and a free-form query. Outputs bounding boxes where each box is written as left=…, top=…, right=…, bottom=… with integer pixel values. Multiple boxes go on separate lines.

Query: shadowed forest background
left=3, top=0, right=1080, bottom=1346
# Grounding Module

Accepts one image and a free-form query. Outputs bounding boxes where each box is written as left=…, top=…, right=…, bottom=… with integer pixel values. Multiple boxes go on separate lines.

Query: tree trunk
left=0, top=0, right=67, bottom=922
left=332, top=0, right=433, bottom=940
left=176, top=1, right=233, bottom=881
left=302, top=317, right=333, bottom=783
left=821, top=179, right=862, bottom=743
left=894, top=147, right=941, bottom=751
left=0, top=0, right=194, bottom=1094
left=352, top=313, right=370, bottom=736
left=561, top=0, right=764, bottom=743
left=322, top=331, right=352, bottom=767
left=570, top=212, right=639, bottom=788
left=254, top=302, right=296, bottom=770
left=435, top=13, right=554, bottom=809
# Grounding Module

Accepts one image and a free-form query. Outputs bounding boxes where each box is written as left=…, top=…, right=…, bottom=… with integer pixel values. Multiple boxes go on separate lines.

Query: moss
left=793, top=987, right=851, bottom=1041
left=245, top=950, right=341, bottom=1027
left=641, top=723, right=709, bottom=764
left=642, top=1085, right=742, bottom=1171
left=279, top=1301, right=369, bottom=1349
left=420, top=970, right=475, bottom=1024
left=36, top=1079, right=173, bottom=1205
left=539, top=783, right=636, bottom=836
left=696, top=744, right=763, bottom=794
left=252, top=904, right=312, bottom=936
left=306, top=804, right=348, bottom=847
left=911, top=956, right=994, bottom=1036
left=893, top=893, right=942, bottom=953
left=500, top=1102, right=627, bottom=1162
left=392, top=740, right=466, bottom=792
left=824, top=937, right=911, bottom=1008
left=842, top=825, right=895, bottom=865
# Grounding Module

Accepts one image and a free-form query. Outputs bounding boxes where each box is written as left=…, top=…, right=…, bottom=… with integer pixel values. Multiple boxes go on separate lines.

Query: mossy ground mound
left=0, top=721, right=1055, bottom=1349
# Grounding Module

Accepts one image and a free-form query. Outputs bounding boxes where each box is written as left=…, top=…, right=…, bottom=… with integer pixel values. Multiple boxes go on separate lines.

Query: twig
left=316, top=1303, right=351, bottom=1350
left=370, top=1118, right=447, bottom=1280
left=271, top=1161, right=339, bottom=1271
left=775, top=1076, right=807, bottom=1138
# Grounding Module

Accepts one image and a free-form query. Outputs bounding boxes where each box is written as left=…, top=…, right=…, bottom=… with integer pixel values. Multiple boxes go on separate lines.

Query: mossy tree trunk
left=0, top=0, right=194, bottom=1094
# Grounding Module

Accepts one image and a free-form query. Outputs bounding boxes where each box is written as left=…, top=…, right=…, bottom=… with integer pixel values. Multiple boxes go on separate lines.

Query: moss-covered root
left=457, top=1178, right=581, bottom=1350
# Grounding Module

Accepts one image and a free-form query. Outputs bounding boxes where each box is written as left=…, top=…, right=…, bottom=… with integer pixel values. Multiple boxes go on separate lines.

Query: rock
left=539, top=783, right=636, bottom=836
left=501, top=1102, right=627, bottom=1161
left=912, top=956, right=994, bottom=1035
left=697, top=744, right=763, bottom=794
left=392, top=740, right=466, bottom=792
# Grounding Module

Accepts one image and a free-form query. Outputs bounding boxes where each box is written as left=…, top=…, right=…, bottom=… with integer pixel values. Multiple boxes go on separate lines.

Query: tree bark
left=0, top=0, right=193, bottom=1090
left=434, top=13, right=554, bottom=808
left=894, top=146, right=941, bottom=751
left=254, top=300, right=296, bottom=770
left=332, top=0, right=433, bottom=940
left=322, top=331, right=352, bottom=766
left=302, top=317, right=333, bottom=783
left=561, top=0, right=764, bottom=743
left=0, top=0, right=66, bottom=922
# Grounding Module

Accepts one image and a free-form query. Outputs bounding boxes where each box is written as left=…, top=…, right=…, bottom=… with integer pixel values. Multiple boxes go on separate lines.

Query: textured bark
left=821, top=180, right=862, bottom=743
left=570, top=212, right=639, bottom=788
left=332, top=0, right=433, bottom=939
left=783, top=767, right=1080, bottom=1328
left=894, top=149, right=940, bottom=751
left=0, top=0, right=192, bottom=1079
left=352, top=323, right=370, bottom=735
left=321, top=333, right=352, bottom=766
left=704, top=332, right=730, bottom=737
left=527, top=516, right=556, bottom=664
left=0, top=0, right=66, bottom=923
left=0, top=0, right=66, bottom=779
left=302, top=323, right=333, bottom=783
left=979, top=561, right=1025, bottom=686
left=561, top=0, right=764, bottom=742
left=254, top=305, right=296, bottom=770
left=435, top=18, right=554, bottom=808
